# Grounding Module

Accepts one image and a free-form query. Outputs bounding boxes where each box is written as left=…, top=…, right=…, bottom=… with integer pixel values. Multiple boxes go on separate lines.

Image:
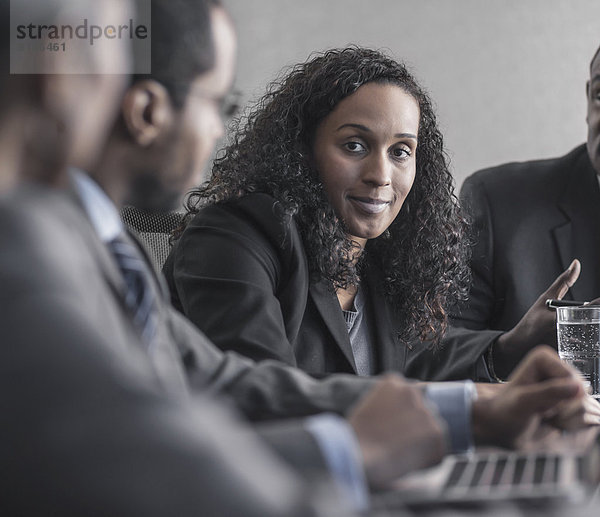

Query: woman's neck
left=336, top=236, right=366, bottom=310
left=337, top=284, right=358, bottom=311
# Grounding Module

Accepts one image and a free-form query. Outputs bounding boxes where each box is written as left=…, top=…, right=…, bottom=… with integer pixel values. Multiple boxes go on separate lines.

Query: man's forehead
left=195, top=7, right=236, bottom=95
left=590, top=46, right=600, bottom=81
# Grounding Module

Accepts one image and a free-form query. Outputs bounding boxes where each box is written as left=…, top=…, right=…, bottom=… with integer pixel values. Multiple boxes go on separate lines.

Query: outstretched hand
left=472, top=346, right=599, bottom=450
left=348, top=375, right=446, bottom=489
left=493, top=259, right=581, bottom=379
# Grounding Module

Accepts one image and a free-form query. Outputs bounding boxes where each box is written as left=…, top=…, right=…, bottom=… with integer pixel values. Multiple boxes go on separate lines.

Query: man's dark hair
left=132, top=0, right=219, bottom=108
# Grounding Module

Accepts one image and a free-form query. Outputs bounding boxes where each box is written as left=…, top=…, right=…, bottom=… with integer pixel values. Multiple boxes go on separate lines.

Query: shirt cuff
left=486, top=335, right=507, bottom=382
left=424, top=380, right=477, bottom=454
left=304, top=413, right=370, bottom=512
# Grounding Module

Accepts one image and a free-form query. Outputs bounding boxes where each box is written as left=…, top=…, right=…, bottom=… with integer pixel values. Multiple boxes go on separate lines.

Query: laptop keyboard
left=372, top=433, right=600, bottom=511
left=444, top=453, right=568, bottom=493
left=370, top=450, right=593, bottom=512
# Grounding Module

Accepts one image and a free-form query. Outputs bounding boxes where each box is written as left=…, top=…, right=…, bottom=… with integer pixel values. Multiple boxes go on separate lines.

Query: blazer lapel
left=309, top=280, right=357, bottom=373
left=64, top=175, right=141, bottom=309
left=551, top=222, right=573, bottom=280
left=554, top=151, right=600, bottom=301
left=364, top=265, right=406, bottom=373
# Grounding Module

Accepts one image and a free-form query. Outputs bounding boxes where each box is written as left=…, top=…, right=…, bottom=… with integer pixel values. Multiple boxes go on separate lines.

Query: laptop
left=371, top=428, right=600, bottom=511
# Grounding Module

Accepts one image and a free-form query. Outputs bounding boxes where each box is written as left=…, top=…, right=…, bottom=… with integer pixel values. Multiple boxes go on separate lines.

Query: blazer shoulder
left=189, top=193, right=302, bottom=256
left=461, top=144, right=587, bottom=200
left=169, top=193, right=308, bottom=297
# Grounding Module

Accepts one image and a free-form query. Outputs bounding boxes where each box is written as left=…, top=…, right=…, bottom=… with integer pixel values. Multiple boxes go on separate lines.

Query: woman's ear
left=121, top=80, right=173, bottom=147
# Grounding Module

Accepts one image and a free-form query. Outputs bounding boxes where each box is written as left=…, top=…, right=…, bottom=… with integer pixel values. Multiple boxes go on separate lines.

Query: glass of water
left=556, top=306, right=600, bottom=398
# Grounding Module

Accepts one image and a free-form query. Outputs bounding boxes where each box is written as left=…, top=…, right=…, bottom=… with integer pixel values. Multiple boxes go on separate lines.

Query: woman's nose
left=362, top=151, right=392, bottom=187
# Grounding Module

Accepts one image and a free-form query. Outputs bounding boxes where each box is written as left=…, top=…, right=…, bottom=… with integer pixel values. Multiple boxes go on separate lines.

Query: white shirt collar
left=70, top=168, right=123, bottom=243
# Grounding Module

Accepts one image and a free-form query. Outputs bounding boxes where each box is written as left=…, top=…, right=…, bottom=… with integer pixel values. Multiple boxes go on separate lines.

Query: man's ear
left=587, top=80, right=590, bottom=99
left=586, top=81, right=591, bottom=124
left=121, top=80, right=173, bottom=147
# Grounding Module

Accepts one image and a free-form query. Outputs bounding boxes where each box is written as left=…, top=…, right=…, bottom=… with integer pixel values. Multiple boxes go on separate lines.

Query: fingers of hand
left=543, top=396, right=597, bottom=431
left=551, top=259, right=581, bottom=299
left=585, top=395, right=600, bottom=416
left=546, top=395, right=600, bottom=430
left=509, top=346, right=578, bottom=385
left=511, top=377, right=582, bottom=416
left=583, top=411, right=600, bottom=426
left=580, top=395, right=600, bottom=426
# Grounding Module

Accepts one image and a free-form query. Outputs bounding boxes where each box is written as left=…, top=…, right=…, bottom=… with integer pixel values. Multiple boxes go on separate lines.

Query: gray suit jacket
left=454, top=144, right=600, bottom=332
left=1, top=186, right=368, bottom=516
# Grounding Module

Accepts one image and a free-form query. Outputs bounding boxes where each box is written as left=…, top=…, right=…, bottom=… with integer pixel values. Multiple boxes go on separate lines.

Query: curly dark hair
left=179, top=47, right=470, bottom=344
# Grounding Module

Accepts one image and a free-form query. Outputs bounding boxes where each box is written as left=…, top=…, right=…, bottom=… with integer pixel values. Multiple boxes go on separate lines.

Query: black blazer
left=164, top=193, right=497, bottom=381
left=454, top=144, right=600, bottom=332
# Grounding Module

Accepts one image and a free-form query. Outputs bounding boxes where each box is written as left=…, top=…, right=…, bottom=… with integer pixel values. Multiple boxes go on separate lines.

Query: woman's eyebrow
left=336, top=123, right=371, bottom=132
left=336, top=123, right=417, bottom=140
left=395, top=132, right=417, bottom=140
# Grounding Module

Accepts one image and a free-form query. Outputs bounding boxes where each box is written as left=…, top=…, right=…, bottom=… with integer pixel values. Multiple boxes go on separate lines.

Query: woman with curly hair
left=163, top=47, right=497, bottom=380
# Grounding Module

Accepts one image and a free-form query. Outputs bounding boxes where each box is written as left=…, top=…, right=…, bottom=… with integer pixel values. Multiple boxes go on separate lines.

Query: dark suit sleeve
left=166, top=195, right=307, bottom=366
left=166, top=306, right=375, bottom=420
left=451, top=174, right=498, bottom=330
left=404, top=326, right=502, bottom=381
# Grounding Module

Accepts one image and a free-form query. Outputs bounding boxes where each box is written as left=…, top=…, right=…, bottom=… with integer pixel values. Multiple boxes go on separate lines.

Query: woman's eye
left=392, top=147, right=411, bottom=159
left=344, top=141, right=366, bottom=153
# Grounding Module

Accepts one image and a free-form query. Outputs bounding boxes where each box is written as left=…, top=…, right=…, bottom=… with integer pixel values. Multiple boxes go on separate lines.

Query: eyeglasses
left=191, top=88, right=242, bottom=120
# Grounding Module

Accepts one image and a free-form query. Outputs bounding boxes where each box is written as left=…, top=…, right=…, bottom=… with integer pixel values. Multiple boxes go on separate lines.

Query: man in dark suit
left=454, top=44, right=600, bottom=380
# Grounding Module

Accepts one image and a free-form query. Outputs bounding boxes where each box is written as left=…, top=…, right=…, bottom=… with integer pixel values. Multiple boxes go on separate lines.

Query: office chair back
left=120, top=205, right=183, bottom=270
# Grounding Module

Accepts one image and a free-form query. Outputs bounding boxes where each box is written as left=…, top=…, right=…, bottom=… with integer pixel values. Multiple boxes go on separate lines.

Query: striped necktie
left=108, top=234, right=158, bottom=351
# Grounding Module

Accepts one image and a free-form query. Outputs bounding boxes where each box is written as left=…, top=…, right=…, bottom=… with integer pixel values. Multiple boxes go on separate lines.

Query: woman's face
left=312, top=82, right=419, bottom=248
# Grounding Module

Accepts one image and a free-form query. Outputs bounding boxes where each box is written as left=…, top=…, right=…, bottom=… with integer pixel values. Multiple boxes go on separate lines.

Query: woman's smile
left=347, top=196, right=392, bottom=215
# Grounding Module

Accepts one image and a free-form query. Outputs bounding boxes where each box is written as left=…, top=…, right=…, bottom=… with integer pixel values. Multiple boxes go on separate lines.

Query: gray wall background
left=223, top=0, right=600, bottom=188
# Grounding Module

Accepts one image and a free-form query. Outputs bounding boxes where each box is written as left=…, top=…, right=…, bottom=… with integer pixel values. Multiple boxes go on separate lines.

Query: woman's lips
left=349, top=196, right=390, bottom=214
